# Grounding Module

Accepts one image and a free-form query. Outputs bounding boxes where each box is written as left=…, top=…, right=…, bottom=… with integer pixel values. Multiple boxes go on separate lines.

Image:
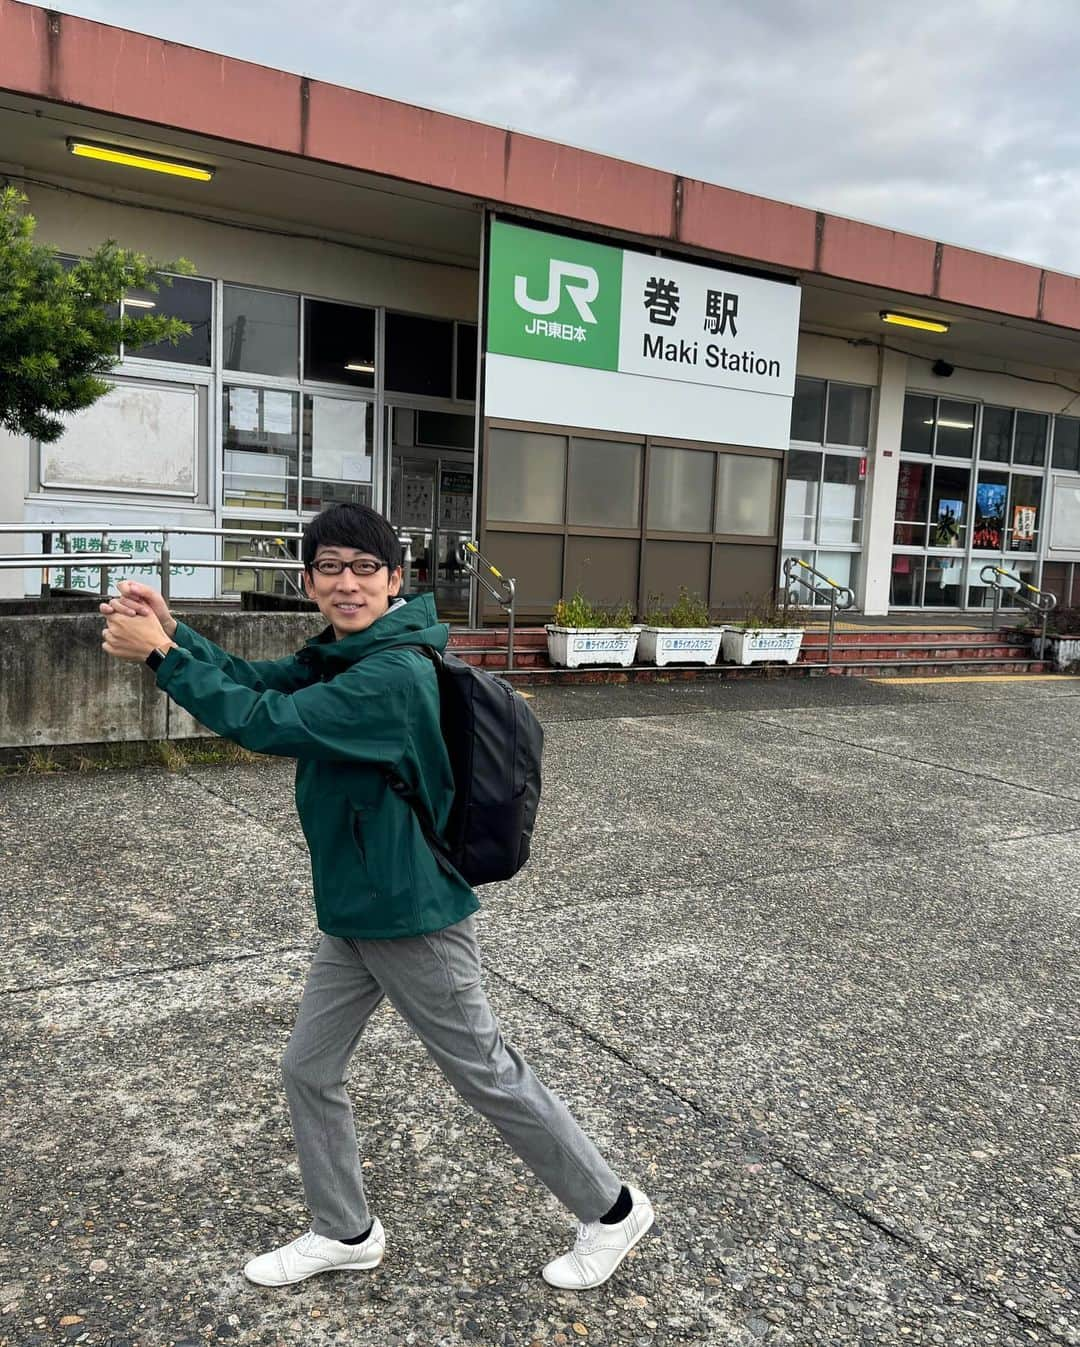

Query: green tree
left=0, top=186, right=195, bottom=443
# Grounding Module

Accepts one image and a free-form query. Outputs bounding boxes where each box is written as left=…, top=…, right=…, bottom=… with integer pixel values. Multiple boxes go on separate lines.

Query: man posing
left=100, top=503, right=653, bottom=1290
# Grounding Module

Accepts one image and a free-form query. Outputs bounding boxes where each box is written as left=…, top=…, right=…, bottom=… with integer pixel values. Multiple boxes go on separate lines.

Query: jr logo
left=514, top=260, right=600, bottom=325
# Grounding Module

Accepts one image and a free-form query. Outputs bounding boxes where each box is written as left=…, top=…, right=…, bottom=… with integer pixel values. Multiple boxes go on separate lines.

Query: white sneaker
left=243, top=1219, right=385, bottom=1287
left=542, top=1187, right=654, bottom=1289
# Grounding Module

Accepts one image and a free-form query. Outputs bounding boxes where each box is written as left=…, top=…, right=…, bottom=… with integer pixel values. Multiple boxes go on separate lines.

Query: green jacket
left=154, top=594, right=479, bottom=939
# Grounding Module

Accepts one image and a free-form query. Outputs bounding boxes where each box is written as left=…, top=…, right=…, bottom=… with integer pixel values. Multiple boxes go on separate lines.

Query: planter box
left=1033, top=634, right=1080, bottom=671
left=545, top=625, right=641, bottom=669
left=721, top=627, right=804, bottom=666
left=637, top=626, right=726, bottom=667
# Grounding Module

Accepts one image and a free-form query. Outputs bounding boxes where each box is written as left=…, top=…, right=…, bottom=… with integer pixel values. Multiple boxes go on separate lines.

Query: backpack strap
left=385, top=645, right=459, bottom=878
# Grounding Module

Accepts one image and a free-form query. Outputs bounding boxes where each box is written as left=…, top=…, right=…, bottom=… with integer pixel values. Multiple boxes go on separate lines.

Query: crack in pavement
left=482, top=961, right=1070, bottom=1345
left=754, top=716, right=1080, bottom=808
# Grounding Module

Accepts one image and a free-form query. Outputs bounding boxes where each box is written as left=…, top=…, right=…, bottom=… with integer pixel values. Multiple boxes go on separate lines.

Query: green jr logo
left=514, top=260, right=600, bottom=325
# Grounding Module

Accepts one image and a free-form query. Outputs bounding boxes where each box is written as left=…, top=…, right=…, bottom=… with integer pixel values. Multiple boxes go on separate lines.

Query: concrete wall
left=0, top=611, right=325, bottom=749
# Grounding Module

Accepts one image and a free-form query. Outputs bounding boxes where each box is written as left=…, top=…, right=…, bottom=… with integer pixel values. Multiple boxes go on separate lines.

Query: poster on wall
left=973, top=482, right=1007, bottom=549
left=23, top=517, right=217, bottom=599
left=311, top=397, right=371, bottom=482
left=484, top=219, right=801, bottom=449
left=1013, top=504, right=1037, bottom=544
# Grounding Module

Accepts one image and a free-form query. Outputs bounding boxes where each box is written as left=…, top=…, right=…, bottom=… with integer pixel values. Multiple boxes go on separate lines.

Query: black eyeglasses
left=312, top=558, right=387, bottom=577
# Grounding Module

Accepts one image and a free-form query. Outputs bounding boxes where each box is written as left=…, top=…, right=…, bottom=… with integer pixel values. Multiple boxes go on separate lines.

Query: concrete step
left=823, top=658, right=1050, bottom=677
left=801, top=642, right=1032, bottom=663
left=801, top=629, right=1018, bottom=647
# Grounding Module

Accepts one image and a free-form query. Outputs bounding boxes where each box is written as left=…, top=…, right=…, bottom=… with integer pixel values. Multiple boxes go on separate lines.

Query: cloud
left=41, top=0, right=1080, bottom=273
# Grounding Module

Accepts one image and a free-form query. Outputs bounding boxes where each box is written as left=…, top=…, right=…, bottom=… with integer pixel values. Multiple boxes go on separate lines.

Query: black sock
left=599, top=1185, right=632, bottom=1225
left=338, top=1224, right=373, bottom=1245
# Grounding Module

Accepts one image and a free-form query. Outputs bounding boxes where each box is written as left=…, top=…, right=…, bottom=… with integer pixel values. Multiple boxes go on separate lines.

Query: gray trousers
left=281, top=916, right=622, bottom=1238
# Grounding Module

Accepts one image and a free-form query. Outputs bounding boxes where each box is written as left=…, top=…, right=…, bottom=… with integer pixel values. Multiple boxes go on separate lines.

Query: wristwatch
left=145, top=647, right=170, bottom=672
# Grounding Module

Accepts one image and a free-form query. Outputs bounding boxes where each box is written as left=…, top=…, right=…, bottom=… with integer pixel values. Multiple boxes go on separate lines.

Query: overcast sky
left=45, top=0, right=1080, bottom=275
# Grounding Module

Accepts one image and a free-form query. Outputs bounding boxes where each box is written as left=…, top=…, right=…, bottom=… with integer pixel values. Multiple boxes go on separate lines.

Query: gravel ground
left=1, top=675, right=1077, bottom=1346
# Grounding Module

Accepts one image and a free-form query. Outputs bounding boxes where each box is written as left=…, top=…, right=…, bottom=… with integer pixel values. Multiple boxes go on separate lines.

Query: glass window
left=385, top=312, right=453, bottom=397
left=816, top=551, right=854, bottom=591
left=790, top=377, right=826, bottom=442
left=934, top=400, right=975, bottom=458
left=893, top=460, right=929, bottom=546
left=647, top=446, right=714, bottom=532
left=980, top=406, right=1013, bottom=464
left=1013, top=411, right=1047, bottom=466
left=890, top=553, right=925, bottom=607
left=715, top=454, right=778, bottom=536
left=568, top=438, right=642, bottom=528
left=1053, top=416, right=1080, bottom=471
left=1007, top=475, right=1042, bottom=552
left=819, top=455, right=863, bottom=544
left=221, top=518, right=301, bottom=597
left=972, top=471, right=1009, bottom=551
left=825, top=385, right=871, bottom=447
left=301, top=395, right=374, bottom=512
left=303, top=299, right=376, bottom=388
left=222, top=386, right=298, bottom=513
left=900, top=394, right=935, bottom=455
left=455, top=323, right=478, bottom=402
left=223, top=286, right=298, bottom=378
left=929, top=464, right=971, bottom=547
left=487, top=429, right=566, bottom=524
left=783, top=450, right=820, bottom=543
left=416, top=410, right=474, bottom=449
left=124, top=275, right=212, bottom=366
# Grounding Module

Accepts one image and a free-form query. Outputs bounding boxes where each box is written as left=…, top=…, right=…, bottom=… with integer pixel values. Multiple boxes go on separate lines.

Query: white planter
left=545, top=625, right=641, bottom=668
left=637, top=626, right=726, bottom=667
left=1033, top=635, right=1080, bottom=671
left=721, top=627, right=804, bottom=666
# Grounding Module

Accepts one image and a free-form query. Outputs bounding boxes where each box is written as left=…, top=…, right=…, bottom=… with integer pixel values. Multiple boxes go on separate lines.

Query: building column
left=0, top=430, right=29, bottom=598
left=859, top=347, right=907, bottom=615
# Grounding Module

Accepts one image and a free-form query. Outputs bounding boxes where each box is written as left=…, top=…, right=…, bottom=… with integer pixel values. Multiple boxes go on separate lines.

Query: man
left=100, top=503, right=653, bottom=1290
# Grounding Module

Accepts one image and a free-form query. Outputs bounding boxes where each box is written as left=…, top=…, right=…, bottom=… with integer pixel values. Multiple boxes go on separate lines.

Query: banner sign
left=485, top=220, right=801, bottom=447
left=488, top=220, right=799, bottom=396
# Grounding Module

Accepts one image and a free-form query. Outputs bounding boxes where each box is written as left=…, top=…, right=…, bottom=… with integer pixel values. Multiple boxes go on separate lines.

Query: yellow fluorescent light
left=880, top=310, right=950, bottom=334
left=344, top=362, right=375, bottom=373
left=67, top=139, right=214, bottom=182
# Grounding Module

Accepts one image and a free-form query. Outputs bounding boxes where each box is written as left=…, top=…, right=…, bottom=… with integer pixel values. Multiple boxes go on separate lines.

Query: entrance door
left=386, top=409, right=474, bottom=622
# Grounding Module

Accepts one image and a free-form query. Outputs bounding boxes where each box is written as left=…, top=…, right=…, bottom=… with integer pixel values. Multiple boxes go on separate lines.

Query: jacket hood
left=297, top=592, right=448, bottom=673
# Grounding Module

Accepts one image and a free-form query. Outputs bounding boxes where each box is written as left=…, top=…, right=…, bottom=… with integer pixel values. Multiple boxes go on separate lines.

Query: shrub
left=643, top=587, right=712, bottom=628
left=551, top=590, right=635, bottom=629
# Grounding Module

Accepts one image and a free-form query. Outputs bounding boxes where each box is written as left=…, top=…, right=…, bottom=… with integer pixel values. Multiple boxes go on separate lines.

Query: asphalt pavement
left=1, top=674, right=1077, bottom=1347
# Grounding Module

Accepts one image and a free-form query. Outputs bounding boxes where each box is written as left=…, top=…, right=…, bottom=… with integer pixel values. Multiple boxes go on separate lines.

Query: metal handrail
left=781, top=556, right=856, bottom=668
left=980, top=565, right=1057, bottom=651
left=460, top=540, right=518, bottom=671
left=0, top=522, right=307, bottom=600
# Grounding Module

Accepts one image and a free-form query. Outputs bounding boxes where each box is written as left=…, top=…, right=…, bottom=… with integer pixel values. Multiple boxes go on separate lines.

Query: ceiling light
left=123, top=297, right=156, bottom=309
left=924, top=418, right=973, bottom=429
left=344, top=362, right=375, bottom=373
left=67, top=138, right=215, bottom=182
left=880, top=310, right=949, bottom=334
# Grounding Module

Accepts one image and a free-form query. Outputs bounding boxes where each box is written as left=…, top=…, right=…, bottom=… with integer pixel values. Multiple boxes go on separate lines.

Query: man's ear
left=388, top=566, right=403, bottom=596
left=301, top=568, right=316, bottom=601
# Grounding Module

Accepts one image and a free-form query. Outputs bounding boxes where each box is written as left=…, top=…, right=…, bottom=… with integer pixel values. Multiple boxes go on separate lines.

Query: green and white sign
left=485, top=219, right=802, bottom=448
left=487, top=225, right=623, bottom=372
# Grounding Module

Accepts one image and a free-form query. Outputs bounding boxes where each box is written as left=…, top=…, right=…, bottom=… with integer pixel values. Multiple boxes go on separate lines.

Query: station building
left=4, top=0, right=1080, bottom=622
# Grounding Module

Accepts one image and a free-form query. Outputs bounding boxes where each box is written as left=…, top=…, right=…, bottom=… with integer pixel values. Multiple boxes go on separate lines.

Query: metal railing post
left=160, top=531, right=172, bottom=601
left=99, top=529, right=110, bottom=598
left=827, top=589, right=838, bottom=668
left=505, top=577, right=517, bottom=672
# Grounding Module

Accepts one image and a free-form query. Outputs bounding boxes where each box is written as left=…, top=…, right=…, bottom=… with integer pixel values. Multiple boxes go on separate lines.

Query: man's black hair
left=302, top=503, right=403, bottom=572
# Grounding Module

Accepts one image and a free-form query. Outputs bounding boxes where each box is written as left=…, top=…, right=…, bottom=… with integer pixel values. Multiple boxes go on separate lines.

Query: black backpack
left=392, top=647, right=544, bottom=887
